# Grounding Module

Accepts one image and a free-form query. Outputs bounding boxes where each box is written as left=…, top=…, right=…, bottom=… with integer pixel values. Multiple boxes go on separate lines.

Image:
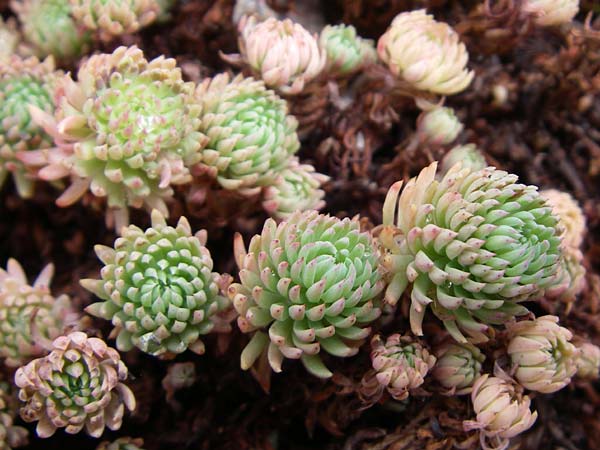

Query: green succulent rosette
left=319, top=24, right=376, bottom=77
left=229, top=210, right=384, bottom=378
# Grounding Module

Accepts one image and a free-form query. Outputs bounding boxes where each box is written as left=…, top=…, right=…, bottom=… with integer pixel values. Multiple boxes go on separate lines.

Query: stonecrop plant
left=22, top=46, right=205, bottom=230
left=14, top=331, right=136, bottom=438
left=229, top=210, right=384, bottom=378
left=0, top=56, right=59, bottom=198
left=0, top=18, right=20, bottom=59
left=0, top=383, right=28, bottom=450
left=432, top=341, right=485, bottom=395
left=82, top=210, right=230, bottom=357
left=378, top=162, right=565, bottom=343
left=195, top=73, right=299, bottom=195
left=319, top=24, right=377, bottom=78
left=521, top=0, right=580, bottom=26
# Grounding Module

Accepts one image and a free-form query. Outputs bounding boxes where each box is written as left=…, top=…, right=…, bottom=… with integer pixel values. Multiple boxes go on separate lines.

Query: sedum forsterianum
left=96, top=437, right=145, bottom=450
left=377, top=10, right=474, bottom=95
left=1, top=56, right=60, bottom=198
left=521, top=0, right=579, bottom=26
left=0, top=259, right=76, bottom=368
left=229, top=210, right=384, bottom=378
left=379, top=162, right=565, bottom=343
left=0, top=18, right=20, bottom=60
left=319, top=24, right=376, bottom=78
left=440, top=144, right=487, bottom=177
left=0, top=383, right=28, bottom=450
left=15, top=332, right=135, bottom=438
left=432, top=341, right=485, bottom=395
left=82, top=210, right=231, bottom=357
left=575, top=341, right=600, bottom=380
left=11, top=0, right=92, bottom=62
left=195, top=73, right=300, bottom=195
left=22, top=46, right=206, bottom=230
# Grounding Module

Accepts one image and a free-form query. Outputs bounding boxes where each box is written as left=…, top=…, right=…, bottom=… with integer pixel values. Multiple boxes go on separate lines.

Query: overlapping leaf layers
left=379, top=162, right=565, bottom=343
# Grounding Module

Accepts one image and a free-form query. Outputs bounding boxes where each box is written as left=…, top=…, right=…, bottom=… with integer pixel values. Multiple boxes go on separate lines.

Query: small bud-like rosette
left=0, top=17, right=21, bottom=59
left=575, top=341, right=600, bottom=380
left=0, top=383, right=28, bottom=450
left=262, top=157, right=329, bottom=219
left=0, top=259, right=76, bottom=368
left=82, top=210, right=230, bottom=357
left=14, top=331, right=136, bottom=438
left=377, top=10, right=474, bottom=95
left=432, top=341, right=485, bottom=395
left=96, top=437, right=145, bottom=450
left=521, top=0, right=579, bottom=26
left=540, top=189, right=585, bottom=251
left=1, top=56, right=60, bottom=198
left=231, top=16, right=326, bottom=95
left=195, top=73, right=300, bottom=195
left=506, top=315, right=578, bottom=393
left=69, top=0, right=161, bottom=39
left=319, top=24, right=376, bottom=77
left=439, top=144, right=487, bottom=177
left=379, top=162, right=565, bottom=343
left=362, top=334, right=436, bottom=401
left=229, top=210, right=384, bottom=378
left=11, top=0, right=92, bottom=62
left=417, top=105, right=463, bottom=146
left=23, top=46, right=206, bottom=229
left=464, top=374, right=538, bottom=450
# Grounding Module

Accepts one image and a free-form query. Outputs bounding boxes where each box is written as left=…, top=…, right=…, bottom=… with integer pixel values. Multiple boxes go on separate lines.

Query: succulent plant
left=417, top=106, right=464, bottom=146
left=0, top=259, right=76, bottom=367
left=82, top=210, right=231, bottom=357
left=463, top=374, right=538, bottom=450
left=575, top=341, right=600, bottom=380
left=15, top=331, right=136, bottom=438
left=229, top=210, right=385, bottom=378
left=11, top=0, right=92, bottom=62
left=262, top=158, right=329, bottom=219
left=319, top=24, right=376, bottom=77
left=377, top=10, right=474, bottom=95
left=361, top=334, right=436, bottom=401
left=22, top=46, right=206, bottom=229
left=229, top=16, right=326, bottom=95
left=161, top=362, right=196, bottom=402
left=0, top=18, right=20, bottom=59
left=432, top=341, right=485, bottom=395
left=0, top=56, right=59, bottom=198
left=379, top=162, right=565, bottom=343
left=69, top=0, right=162, bottom=40
left=521, top=0, right=579, bottom=26
left=195, top=73, right=300, bottom=195
left=506, top=315, right=578, bottom=393
left=540, top=189, right=585, bottom=251
left=439, top=144, right=487, bottom=177
left=0, top=383, right=28, bottom=450
left=96, top=437, right=145, bottom=450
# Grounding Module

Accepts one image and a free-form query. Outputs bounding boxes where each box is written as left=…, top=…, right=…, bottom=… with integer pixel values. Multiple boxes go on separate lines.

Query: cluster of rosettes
left=360, top=334, right=435, bottom=402
left=0, top=56, right=59, bottom=198
left=229, top=210, right=384, bottom=378
left=96, top=437, right=145, bottom=450
left=379, top=162, right=565, bottom=343
left=432, top=341, right=485, bottom=395
left=377, top=10, right=474, bottom=95
left=23, top=46, right=205, bottom=229
left=0, top=259, right=76, bottom=368
left=521, top=0, right=579, bottom=26
left=14, top=332, right=136, bottom=438
left=230, top=16, right=327, bottom=95
left=0, top=384, right=28, bottom=450
left=319, top=24, right=377, bottom=78
left=82, top=210, right=230, bottom=357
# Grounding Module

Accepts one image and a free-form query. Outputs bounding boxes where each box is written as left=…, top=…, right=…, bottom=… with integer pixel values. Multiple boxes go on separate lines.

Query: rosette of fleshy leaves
left=521, top=0, right=579, bottom=26
left=0, top=259, right=77, bottom=368
left=0, top=383, right=28, bottom=450
left=0, top=18, right=21, bottom=59
left=439, top=144, right=487, bottom=177
left=82, top=210, right=231, bottom=357
left=15, top=331, right=136, bottom=438
left=262, top=157, right=329, bottom=219
left=319, top=24, right=376, bottom=78
left=11, top=0, right=92, bottom=62
left=195, top=73, right=300, bottom=195
left=464, top=373, right=538, bottom=450
left=96, top=437, right=145, bottom=450
left=378, top=162, right=565, bottom=343
left=23, top=46, right=206, bottom=230
left=226, top=15, right=327, bottom=95
left=1, top=56, right=60, bottom=198
left=575, top=341, right=600, bottom=380
left=432, top=341, right=485, bottom=395
left=417, top=105, right=463, bottom=146
left=377, top=10, right=474, bottom=95
left=69, top=0, right=167, bottom=40
left=540, top=189, right=585, bottom=251
left=360, top=334, right=436, bottom=403
left=506, top=315, right=578, bottom=393
left=229, top=210, right=385, bottom=378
